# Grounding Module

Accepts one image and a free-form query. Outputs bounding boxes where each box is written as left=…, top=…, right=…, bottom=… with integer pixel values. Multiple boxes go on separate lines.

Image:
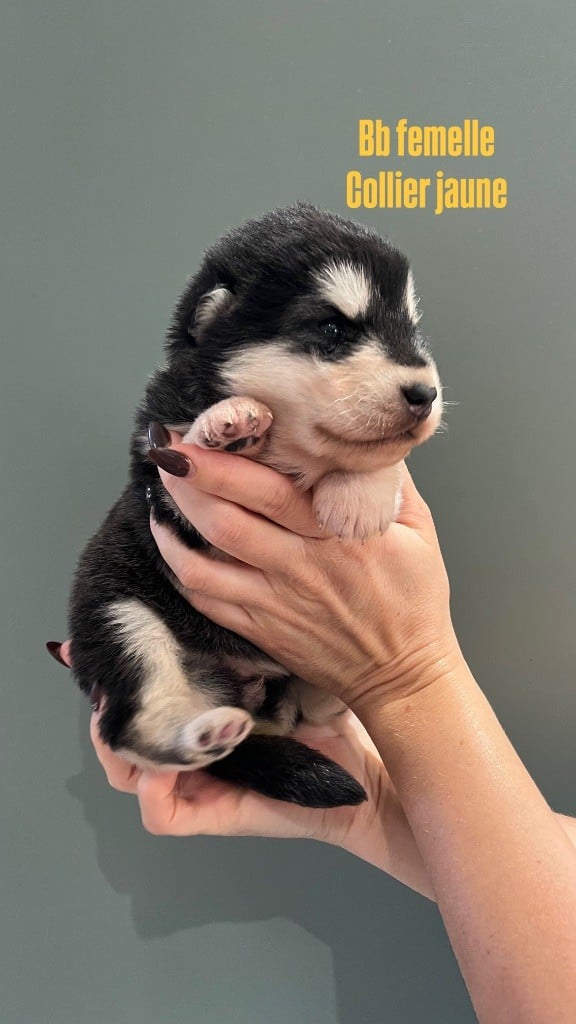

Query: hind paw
left=179, top=707, right=254, bottom=767
left=183, top=398, right=273, bottom=453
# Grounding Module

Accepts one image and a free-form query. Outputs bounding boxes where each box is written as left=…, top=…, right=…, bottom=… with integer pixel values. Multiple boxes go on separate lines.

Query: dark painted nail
left=46, top=641, right=68, bottom=667
left=90, top=683, right=103, bottom=712
left=148, top=421, right=171, bottom=449
left=148, top=447, right=191, bottom=477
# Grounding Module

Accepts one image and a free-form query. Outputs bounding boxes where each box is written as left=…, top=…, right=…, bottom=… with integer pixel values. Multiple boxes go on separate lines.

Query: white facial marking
left=404, top=269, right=421, bottom=324
left=314, top=260, right=372, bottom=319
left=219, top=339, right=442, bottom=482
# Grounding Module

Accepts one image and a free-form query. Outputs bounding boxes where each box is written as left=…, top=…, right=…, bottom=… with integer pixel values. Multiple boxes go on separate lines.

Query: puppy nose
left=401, top=383, right=437, bottom=420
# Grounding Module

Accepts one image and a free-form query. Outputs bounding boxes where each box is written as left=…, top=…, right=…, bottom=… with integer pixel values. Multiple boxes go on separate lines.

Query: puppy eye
left=318, top=319, right=346, bottom=341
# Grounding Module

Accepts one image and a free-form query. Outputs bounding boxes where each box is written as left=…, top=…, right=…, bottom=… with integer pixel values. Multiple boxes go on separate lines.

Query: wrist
left=325, top=771, right=437, bottom=901
left=348, top=631, right=468, bottom=723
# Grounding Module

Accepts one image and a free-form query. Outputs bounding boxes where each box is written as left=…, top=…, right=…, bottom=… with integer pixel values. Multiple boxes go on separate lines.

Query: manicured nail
left=148, top=447, right=191, bottom=477
left=148, top=421, right=171, bottom=449
left=90, top=683, right=103, bottom=712
left=46, top=641, right=68, bottom=667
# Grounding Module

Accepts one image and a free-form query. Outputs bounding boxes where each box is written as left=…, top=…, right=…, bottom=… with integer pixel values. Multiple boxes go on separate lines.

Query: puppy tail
left=206, top=734, right=367, bottom=808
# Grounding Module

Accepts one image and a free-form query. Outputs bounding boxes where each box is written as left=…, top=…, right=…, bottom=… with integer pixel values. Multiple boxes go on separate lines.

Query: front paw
left=314, top=500, right=394, bottom=541
left=312, top=470, right=398, bottom=541
left=183, top=397, right=273, bottom=453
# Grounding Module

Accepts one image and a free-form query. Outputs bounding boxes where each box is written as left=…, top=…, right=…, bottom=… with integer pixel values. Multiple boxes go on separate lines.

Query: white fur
left=219, top=340, right=442, bottom=487
left=314, top=260, right=372, bottom=319
left=105, top=598, right=223, bottom=763
left=193, top=286, right=232, bottom=334
left=405, top=269, right=421, bottom=324
left=312, top=463, right=402, bottom=540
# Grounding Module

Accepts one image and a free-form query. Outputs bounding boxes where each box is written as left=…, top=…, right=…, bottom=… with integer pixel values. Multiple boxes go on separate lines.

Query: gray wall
left=3, top=3, right=575, bottom=1022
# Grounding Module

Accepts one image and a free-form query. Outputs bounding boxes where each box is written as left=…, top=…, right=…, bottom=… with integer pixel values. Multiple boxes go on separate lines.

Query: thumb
left=395, top=463, right=435, bottom=533
left=136, top=770, right=181, bottom=834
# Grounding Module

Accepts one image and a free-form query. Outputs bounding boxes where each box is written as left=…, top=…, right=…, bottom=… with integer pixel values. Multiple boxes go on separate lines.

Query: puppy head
left=168, top=204, right=442, bottom=473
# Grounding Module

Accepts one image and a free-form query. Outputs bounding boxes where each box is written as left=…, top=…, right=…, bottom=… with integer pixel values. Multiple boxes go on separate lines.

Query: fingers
left=395, top=462, right=435, bottom=532
left=152, top=472, right=309, bottom=574
left=149, top=518, right=264, bottom=637
left=150, top=517, right=262, bottom=599
left=90, top=709, right=142, bottom=793
left=136, top=771, right=182, bottom=834
left=44, top=639, right=141, bottom=792
left=154, top=435, right=325, bottom=537
left=136, top=769, right=237, bottom=837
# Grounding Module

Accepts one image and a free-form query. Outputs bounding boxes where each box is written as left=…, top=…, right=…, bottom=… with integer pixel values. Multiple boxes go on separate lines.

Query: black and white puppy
left=68, top=203, right=442, bottom=808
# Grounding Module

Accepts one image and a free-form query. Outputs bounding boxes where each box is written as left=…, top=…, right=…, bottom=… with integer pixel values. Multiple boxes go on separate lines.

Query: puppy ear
left=188, top=285, right=234, bottom=341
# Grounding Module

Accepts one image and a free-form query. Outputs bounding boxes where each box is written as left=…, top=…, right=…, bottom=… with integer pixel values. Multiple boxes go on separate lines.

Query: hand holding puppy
left=148, top=439, right=462, bottom=709
left=53, top=639, right=433, bottom=900
left=50, top=446, right=576, bottom=1023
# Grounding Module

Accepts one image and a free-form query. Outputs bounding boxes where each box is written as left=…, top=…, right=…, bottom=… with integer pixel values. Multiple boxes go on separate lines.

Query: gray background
left=2, top=2, right=575, bottom=1022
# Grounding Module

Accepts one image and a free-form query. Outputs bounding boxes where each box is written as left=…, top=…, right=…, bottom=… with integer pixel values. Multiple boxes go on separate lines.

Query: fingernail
left=148, top=448, right=191, bottom=477
left=46, top=641, right=68, bottom=667
left=90, top=683, right=103, bottom=712
left=148, top=421, right=171, bottom=449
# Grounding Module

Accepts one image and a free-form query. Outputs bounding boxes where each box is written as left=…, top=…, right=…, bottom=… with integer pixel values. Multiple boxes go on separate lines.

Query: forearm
left=339, top=777, right=436, bottom=900
left=351, top=656, right=576, bottom=1024
left=340, top=782, right=576, bottom=908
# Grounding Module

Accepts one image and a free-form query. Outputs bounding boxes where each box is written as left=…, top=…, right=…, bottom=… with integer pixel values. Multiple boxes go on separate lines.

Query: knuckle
left=204, top=460, right=233, bottom=498
left=178, top=561, right=207, bottom=592
left=190, top=446, right=236, bottom=497
left=140, top=811, right=168, bottom=836
left=417, top=498, right=434, bottom=524
left=282, top=538, right=316, bottom=584
left=262, top=480, right=297, bottom=521
left=413, top=490, right=430, bottom=514
left=206, top=510, right=244, bottom=552
left=109, top=776, right=135, bottom=795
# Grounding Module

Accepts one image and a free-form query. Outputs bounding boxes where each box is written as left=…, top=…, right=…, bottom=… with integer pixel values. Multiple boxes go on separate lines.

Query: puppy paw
left=178, top=706, right=254, bottom=767
left=314, top=501, right=393, bottom=541
left=312, top=469, right=399, bottom=541
left=183, top=398, right=273, bottom=453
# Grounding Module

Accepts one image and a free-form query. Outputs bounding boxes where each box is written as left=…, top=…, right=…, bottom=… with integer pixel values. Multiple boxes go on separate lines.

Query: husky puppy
left=68, top=203, right=442, bottom=808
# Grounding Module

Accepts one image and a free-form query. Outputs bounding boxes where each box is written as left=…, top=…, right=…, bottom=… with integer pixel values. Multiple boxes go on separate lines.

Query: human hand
left=47, top=640, right=431, bottom=895
left=148, top=435, right=463, bottom=710
left=53, top=642, right=385, bottom=841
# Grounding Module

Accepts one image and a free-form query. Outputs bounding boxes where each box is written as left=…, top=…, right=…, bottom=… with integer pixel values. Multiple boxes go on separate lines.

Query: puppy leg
left=291, top=678, right=348, bottom=724
left=104, top=598, right=254, bottom=771
left=312, top=464, right=402, bottom=540
left=183, top=397, right=273, bottom=454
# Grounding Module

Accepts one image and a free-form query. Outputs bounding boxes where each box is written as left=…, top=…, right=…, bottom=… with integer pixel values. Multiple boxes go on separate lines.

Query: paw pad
left=183, top=397, right=273, bottom=452
left=179, top=707, right=253, bottom=766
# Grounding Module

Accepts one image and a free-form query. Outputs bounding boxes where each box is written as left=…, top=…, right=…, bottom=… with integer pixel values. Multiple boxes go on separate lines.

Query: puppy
left=68, top=203, right=442, bottom=808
